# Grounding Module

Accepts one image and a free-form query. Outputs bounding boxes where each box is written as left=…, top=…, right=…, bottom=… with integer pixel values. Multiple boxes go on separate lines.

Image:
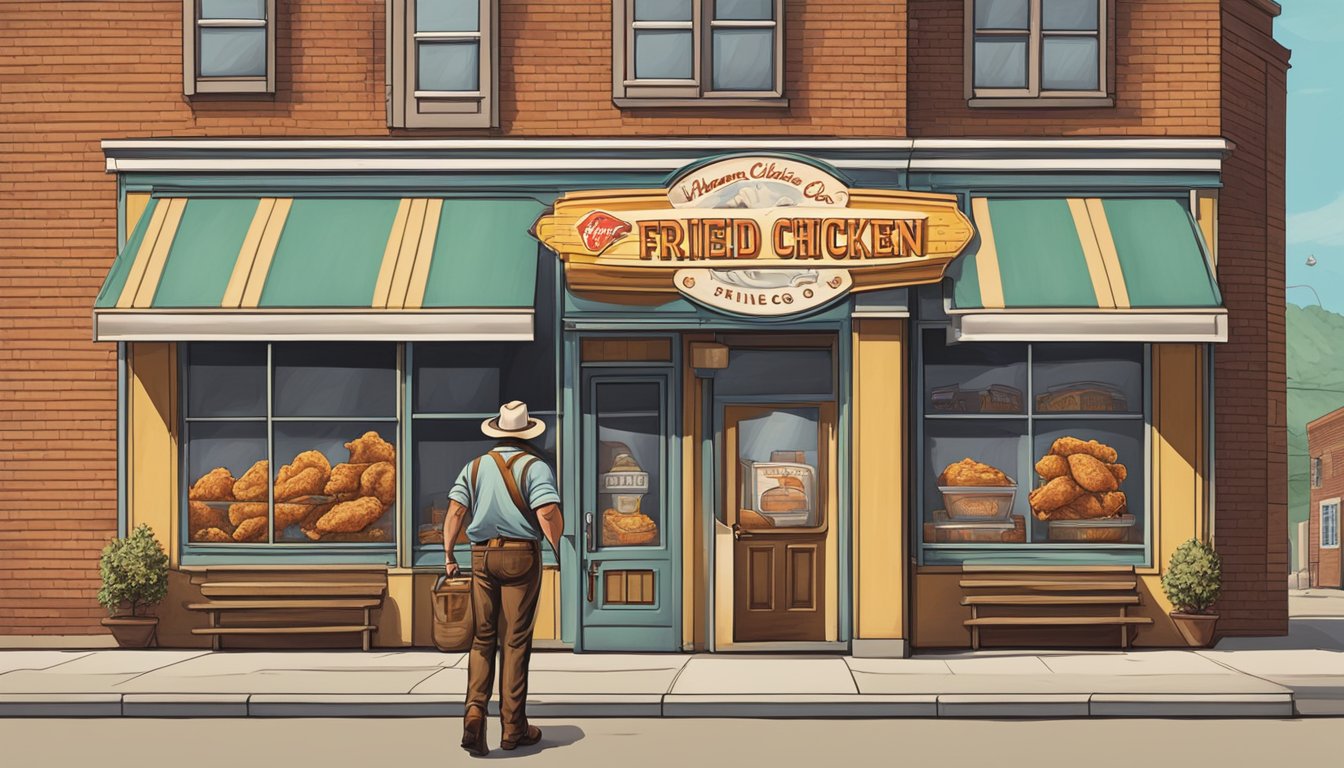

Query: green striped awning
left=946, top=197, right=1226, bottom=342
left=93, top=196, right=545, bottom=341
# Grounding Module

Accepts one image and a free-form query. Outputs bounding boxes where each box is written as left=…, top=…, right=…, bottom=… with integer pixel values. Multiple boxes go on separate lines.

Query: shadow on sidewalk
left=483, top=725, right=584, bottom=758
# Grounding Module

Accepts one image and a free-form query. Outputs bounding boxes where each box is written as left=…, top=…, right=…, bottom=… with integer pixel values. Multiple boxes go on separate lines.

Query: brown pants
left=466, top=540, right=541, bottom=740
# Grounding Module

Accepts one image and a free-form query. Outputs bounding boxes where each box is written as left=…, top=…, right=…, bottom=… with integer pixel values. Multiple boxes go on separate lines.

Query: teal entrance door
left=577, top=370, right=681, bottom=651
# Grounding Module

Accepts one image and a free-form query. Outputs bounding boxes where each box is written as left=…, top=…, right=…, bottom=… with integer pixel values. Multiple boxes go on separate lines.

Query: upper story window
left=1312, top=456, right=1324, bottom=489
left=965, top=0, right=1110, bottom=107
left=613, top=0, right=786, bottom=108
left=388, top=0, right=498, bottom=128
left=1322, top=500, right=1341, bottom=549
left=183, top=0, right=276, bottom=95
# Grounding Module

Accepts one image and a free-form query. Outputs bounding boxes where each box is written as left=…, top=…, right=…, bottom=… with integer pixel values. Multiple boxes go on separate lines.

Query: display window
left=410, top=341, right=557, bottom=557
left=183, top=342, right=399, bottom=546
left=917, top=328, right=1148, bottom=564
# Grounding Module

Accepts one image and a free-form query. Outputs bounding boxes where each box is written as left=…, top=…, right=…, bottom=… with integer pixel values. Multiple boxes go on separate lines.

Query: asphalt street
left=3, top=716, right=1340, bottom=767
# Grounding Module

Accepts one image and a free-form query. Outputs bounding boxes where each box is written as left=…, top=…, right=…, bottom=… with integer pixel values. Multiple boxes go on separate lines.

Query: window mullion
left=266, top=341, right=275, bottom=545
left=1028, top=0, right=1042, bottom=96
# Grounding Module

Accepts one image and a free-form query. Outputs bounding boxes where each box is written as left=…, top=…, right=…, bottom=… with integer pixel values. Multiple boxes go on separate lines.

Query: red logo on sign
left=577, top=211, right=632, bottom=253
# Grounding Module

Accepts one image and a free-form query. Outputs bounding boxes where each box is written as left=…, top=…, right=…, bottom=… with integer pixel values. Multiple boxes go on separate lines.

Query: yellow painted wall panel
left=124, top=192, right=151, bottom=244
left=127, top=342, right=179, bottom=566
left=378, top=571, right=415, bottom=646
left=852, top=319, right=907, bottom=639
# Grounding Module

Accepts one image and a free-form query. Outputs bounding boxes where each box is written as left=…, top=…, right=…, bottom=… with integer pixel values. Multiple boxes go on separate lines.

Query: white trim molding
left=950, top=309, right=1228, bottom=343
left=101, top=137, right=1230, bottom=175
left=93, top=309, right=534, bottom=342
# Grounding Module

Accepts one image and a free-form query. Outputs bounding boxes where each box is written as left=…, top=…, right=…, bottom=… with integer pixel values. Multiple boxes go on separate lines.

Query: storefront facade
left=93, top=139, right=1234, bottom=653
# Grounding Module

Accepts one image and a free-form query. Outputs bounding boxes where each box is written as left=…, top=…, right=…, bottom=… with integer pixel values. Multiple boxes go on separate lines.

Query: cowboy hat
left=481, top=400, right=546, bottom=440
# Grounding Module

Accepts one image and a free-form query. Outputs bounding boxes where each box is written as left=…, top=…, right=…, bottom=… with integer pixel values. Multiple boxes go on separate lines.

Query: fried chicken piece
left=314, top=496, right=386, bottom=534
left=1048, top=437, right=1118, bottom=464
left=193, top=527, right=233, bottom=543
left=937, top=458, right=1013, bottom=487
left=1108, top=463, right=1128, bottom=483
left=276, top=450, right=331, bottom=485
left=323, top=462, right=369, bottom=497
left=1028, top=476, right=1085, bottom=512
left=298, top=502, right=336, bottom=541
left=189, top=467, right=236, bottom=501
left=274, top=502, right=312, bottom=529
left=1100, top=491, right=1128, bottom=516
left=319, top=527, right=391, bottom=543
left=1049, top=493, right=1107, bottom=521
left=189, top=501, right=230, bottom=533
left=1068, top=453, right=1120, bottom=493
left=1034, top=455, right=1071, bottom=480
left=228, top=502, right=268, bottom=528
left=232, top=516, right=267, bottom=542
left=232, top=460, right=269, bottom=502
left=345, top=431, right=395, bottom=464
left=274, top=466, right=326, bottom=501
left=359, top=462, right=396, bottom=507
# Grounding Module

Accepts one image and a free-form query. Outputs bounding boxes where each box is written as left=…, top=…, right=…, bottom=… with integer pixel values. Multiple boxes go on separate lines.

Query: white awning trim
left=92, top=310, right=534, bottom=342
left=101, top=137, right=1230, bottom=175
left=950, top=310, right=1228, bottom=343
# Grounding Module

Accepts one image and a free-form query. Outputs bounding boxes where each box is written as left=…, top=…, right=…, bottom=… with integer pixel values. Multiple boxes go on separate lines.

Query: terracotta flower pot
left=1170, top=612, right=1218, bottom=647
left=101, top=616, right=158, bottom=648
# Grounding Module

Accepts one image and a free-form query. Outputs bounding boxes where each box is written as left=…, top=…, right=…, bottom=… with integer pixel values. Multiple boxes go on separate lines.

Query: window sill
left=189, top=78, right=273, bottom=97
left=968, top=96, right=1114, bottom=109
left=614, top=96, right=789, bottom=109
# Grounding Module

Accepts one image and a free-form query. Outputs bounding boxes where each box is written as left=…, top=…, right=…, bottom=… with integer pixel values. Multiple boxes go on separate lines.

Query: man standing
left=443, top=400, right=564, bottom=757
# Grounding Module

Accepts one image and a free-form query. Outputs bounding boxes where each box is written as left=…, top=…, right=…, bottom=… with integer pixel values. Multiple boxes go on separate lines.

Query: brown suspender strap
left=488, top=450, right=539, bottom=524
left=470, top=457, right=481, bottom=501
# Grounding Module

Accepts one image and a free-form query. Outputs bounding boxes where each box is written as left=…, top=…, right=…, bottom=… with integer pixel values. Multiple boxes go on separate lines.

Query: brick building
left=0, top=0, right=1287, bottom=651
left=1307, top=408, right=1344, bottom=589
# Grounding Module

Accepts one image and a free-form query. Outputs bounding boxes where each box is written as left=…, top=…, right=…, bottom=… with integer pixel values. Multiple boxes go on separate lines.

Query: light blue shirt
left=449, top=445, right=560, bottom=543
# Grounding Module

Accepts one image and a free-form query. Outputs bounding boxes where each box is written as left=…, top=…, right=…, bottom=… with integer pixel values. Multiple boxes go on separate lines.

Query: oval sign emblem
left=674, top=268, right=853, bottom=318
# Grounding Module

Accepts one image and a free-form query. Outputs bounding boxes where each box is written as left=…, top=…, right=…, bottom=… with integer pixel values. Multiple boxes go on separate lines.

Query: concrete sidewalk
left=5, top=589, right=1342, bottom=720
left=0, top=647, right=1320, bottom=719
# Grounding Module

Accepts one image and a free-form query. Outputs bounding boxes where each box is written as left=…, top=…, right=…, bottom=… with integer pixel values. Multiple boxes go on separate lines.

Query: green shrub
left=1161, top=538, right=1222, bottom=614
left=97, top=524, right=169, bottom=617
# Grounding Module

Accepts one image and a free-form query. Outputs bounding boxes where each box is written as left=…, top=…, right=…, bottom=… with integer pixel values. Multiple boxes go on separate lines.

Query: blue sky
left=1282, top=1, right=1344, bottom=311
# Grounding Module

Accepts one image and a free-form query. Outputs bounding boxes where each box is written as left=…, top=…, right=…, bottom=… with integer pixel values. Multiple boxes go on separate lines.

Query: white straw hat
left=481, top=400, right=546, bottom=440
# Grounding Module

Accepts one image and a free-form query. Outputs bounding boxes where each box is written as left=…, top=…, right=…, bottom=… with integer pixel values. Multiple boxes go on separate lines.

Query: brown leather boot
left=500, top=724, right=542, bottom=750
left=461, top=705, right=488, bottom=757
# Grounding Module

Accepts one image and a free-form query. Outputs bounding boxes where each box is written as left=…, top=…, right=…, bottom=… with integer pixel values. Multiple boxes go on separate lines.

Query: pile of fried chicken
left=187, top=430, right=396, bottom=543
left=1028, top=437, right=1127, bottom=521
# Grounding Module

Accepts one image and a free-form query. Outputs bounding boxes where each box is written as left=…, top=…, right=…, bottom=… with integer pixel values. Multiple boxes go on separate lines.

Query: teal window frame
left=179, top=342, right=402, bottom=565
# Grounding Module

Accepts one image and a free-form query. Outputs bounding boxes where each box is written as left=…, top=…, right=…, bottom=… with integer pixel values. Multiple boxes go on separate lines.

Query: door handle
left=584, top=511, right=595, bottom=553
left=732, top=522, right=752, bottom=541
left=586, top=559, right=601, bottom=603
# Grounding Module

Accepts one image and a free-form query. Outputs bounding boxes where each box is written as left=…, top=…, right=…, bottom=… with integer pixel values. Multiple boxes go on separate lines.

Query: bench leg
left=210, top=611, right=221, bottom=651
left=363, top=607, right=372, bottom=651
left=971, top=606, right=980, bottom=651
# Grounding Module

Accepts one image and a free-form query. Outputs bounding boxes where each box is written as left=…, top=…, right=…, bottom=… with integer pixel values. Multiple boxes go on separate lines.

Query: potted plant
left=1160, top=538, right=1222, bottom=647
left=97, top=524, right=169, bottom=648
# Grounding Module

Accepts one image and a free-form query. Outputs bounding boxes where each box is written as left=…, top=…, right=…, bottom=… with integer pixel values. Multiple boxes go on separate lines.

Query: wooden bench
left=187, top=580, right=387, bottom=651
left=959, top=567, right=1152, bottom=650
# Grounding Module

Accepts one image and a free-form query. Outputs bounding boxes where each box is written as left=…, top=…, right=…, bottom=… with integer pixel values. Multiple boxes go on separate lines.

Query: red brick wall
left=1307, top=411, right=1344, bottom=589
left=0, top=0, right=1288, bottom=637
left=1213, top=0, right=1290, bottom=635
left=907, top=0, right=1221, bottom=136
left=0, top=0, right=906, bottom=636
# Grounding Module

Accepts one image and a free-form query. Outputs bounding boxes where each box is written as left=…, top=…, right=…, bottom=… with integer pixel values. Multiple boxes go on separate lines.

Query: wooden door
left=725, top=403, right=835, bottom=643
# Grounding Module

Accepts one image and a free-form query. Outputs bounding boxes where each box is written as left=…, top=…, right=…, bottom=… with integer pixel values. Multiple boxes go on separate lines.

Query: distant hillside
left=1286, top=303, right=1344, bottom=566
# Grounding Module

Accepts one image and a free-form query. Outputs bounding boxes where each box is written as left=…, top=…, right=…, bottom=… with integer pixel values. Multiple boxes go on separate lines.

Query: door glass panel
left=595, top=381, right=662, bottom=548
left=736, top=407, right=821, bottom=529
